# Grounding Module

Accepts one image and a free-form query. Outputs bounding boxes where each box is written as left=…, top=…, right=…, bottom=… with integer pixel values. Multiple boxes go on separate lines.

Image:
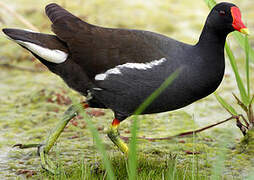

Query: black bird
left=2, top=2, right=248, bottom=173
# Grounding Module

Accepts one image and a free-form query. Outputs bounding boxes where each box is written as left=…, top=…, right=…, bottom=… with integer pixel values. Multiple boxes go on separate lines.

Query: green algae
left=237, top=128, right=254, bottom=154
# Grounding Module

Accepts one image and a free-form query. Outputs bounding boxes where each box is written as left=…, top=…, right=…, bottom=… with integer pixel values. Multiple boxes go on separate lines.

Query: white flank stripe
left=16, top=40, right=68, bottom=63
left=118, top=58, right=166, bottom=70
left=95, top=58, right=166, bottom=81
left=93, top=87, right=103, bottom=91
left=95, top=74, right=107, bottom=81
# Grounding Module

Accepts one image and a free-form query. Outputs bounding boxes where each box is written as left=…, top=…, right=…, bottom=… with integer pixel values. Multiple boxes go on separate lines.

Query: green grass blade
left=128, top=69, right=180, bottom=180
left=79, top=108, right=116, bottom=180
left=128, top=115, right=138, bottom=180
left=225, top=43, right=249, bottom=105
left=204, top=0, right=216, bottom=8
left=246, top=171, right=254, bottom=180
left=245, top=35, right=250, bottom=98
left=233, top=32, right=254, bottom=63
left=214, top=92, right=238, bottom=116
left=134, top=69, right=180, bottom=115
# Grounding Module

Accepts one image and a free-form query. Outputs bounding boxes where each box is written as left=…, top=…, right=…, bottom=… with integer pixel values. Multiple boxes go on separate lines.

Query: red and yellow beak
left=231, top=6, right=249, bottom=35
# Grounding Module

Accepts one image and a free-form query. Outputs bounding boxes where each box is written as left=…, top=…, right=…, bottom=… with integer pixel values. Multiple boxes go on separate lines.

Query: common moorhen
left=2, top=2, right=249, bottom=173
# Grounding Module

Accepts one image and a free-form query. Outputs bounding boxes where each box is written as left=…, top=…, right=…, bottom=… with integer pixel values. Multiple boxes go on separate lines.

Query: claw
left=13, top=144, right=23, bottom=148
left=37, top=144, right=44, bottom=156
left=13, top=143, right=42, bottom=149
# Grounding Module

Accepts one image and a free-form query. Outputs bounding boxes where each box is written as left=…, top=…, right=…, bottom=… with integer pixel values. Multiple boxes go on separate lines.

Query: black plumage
left=3, top=2, right=248, bottom=121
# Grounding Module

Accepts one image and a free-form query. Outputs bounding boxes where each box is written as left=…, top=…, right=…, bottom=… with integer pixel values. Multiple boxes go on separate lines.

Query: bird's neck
left=196, top=25, right=228, bottom=50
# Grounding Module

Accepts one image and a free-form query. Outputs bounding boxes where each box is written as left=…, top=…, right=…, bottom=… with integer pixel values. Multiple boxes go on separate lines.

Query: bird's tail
left=2, top=28, right=96, bottom=95
left=2, top=28, right=69, bottom=64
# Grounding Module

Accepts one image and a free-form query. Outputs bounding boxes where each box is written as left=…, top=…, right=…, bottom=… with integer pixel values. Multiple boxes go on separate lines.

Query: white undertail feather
left=23, top=29, right=37, bottom=33
left=95, top=58, right=167, bottom=81
left=15, top=40, right=68, bottom=63
left=3, top=29, right=68, bottom=64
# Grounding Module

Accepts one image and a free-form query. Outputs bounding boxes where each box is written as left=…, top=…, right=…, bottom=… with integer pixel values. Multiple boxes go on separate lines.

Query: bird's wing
left=45, top=3, right=177, bottom=78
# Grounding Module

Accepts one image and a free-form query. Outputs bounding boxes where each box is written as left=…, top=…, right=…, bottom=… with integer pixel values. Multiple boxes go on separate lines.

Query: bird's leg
left=14, top=102, right=89, bottom=174
left=107, top=118, right=129, bottom=154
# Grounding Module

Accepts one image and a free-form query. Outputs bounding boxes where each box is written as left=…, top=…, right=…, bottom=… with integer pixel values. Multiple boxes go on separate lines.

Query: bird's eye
left=219, top=10, right=226, bottom=16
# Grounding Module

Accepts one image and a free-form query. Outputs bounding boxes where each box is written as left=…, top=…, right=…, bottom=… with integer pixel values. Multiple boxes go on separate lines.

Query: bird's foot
left=12, top=103, right=88, bottom=174
left=38, top=145, right=57, bottom=174
left=13, top=143, right=57, bottom=173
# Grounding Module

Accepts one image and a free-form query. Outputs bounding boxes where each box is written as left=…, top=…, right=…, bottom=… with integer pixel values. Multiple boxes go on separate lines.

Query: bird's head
left=206, top=2, right=249, bottom=35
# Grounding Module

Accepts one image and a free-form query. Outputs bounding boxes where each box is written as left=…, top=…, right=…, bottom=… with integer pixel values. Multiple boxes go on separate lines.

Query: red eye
left=219, top=10, right=226, bottom=16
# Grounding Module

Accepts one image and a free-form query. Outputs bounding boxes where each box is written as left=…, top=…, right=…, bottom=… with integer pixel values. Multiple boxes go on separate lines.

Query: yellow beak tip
left=240, top=28, right=250, bottom=35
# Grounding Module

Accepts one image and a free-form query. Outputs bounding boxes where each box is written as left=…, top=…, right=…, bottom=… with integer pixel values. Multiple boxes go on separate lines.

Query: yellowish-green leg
left=107, top=118, right=129, bottom=154
left=14, top=102, right=88, bottom=174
